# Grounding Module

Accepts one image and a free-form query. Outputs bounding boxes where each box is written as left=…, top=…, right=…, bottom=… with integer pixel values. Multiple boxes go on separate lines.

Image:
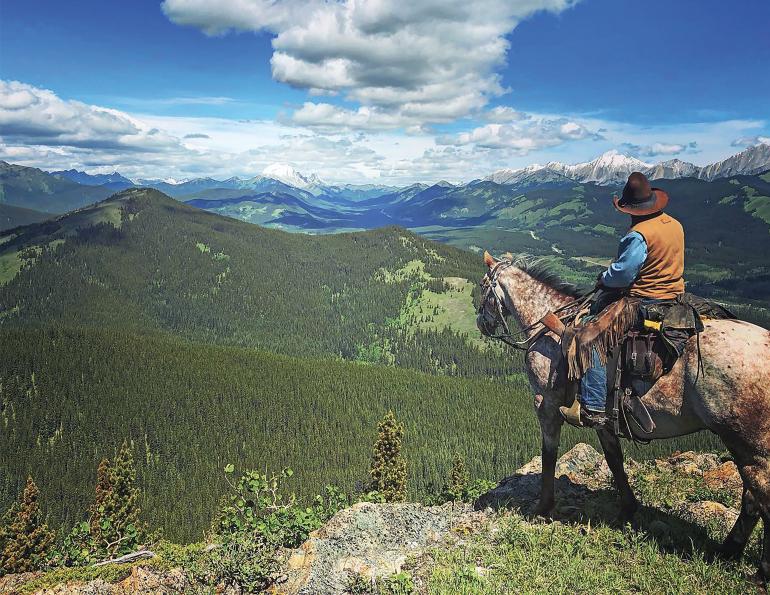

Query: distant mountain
left=50, top=169, right=134, bottom=190
left=0, top=161, right=116, bottom=213
left=0, top=203, right=50, bottom=231
left=260, top=163, right=328, bottom=195
left=698, top=143, right=770, bottom=180
left=645, top=159, right=700, bottom=180
left=485, top=143, right=770, bottom=187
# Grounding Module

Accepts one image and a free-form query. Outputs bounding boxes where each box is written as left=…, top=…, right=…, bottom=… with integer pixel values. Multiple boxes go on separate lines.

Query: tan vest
left=629, top=212, right=685, bottom=299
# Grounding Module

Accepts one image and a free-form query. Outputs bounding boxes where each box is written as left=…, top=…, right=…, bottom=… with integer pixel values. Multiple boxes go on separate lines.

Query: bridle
left=477, top=261, right=596, bottom=351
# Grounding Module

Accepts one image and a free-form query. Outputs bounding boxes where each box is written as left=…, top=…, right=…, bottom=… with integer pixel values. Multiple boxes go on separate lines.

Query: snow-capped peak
left=586, top=150, right=651, bottom=170
left=261, top=163, right=324, bottom=191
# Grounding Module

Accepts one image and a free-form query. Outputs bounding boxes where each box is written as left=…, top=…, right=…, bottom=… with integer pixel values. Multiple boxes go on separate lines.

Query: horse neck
left=498, top=267, right=574, bottom=330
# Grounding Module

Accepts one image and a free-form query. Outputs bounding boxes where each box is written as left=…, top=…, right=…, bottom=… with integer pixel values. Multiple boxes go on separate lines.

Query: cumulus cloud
left=620, top=140, right=699, bottom=158
left=162, top=0, right=580, bottom=129
left=483, top=106, right=527, bottom=123
left=183, top=133, right=211, bottom=139
left=0, top=80, right=181, bottom=153
left=437, top=115, right=600, bottom=154
left=731, top=135, right=770, bottom=147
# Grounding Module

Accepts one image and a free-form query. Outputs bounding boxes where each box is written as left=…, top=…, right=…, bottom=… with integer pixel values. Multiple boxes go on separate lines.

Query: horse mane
left=504, top=253, right=585, bottom=298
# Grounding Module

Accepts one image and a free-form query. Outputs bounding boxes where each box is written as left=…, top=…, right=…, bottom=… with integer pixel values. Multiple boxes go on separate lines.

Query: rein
left=479, top=261, right=596, bottom=351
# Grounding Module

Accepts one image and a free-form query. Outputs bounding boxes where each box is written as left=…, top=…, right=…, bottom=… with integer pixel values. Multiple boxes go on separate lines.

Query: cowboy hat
left=613, top=171, right=668, bottom=216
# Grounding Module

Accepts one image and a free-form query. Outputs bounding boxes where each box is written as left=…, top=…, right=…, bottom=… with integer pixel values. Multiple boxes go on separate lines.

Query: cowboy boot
left=559, top=381, right=584, bottom=428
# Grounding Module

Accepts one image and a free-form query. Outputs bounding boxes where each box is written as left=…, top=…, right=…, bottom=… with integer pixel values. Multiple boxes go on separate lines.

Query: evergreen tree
left=369, top=411, right=407, bottom=502
left=98, top=442, right=145, bottom=556
left=0, top=477, right=54, bottom=575
left=89, top=458, right=113, bottom=538
left=448, top=452, right=468, bottom=501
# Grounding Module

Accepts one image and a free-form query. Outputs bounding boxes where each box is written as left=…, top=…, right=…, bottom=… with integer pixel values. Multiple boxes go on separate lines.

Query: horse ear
left=483, top=251, right=497, bottom=268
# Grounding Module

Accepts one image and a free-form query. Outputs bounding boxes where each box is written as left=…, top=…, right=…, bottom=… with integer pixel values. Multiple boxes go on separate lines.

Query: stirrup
left=559, top=399, right=583, bottom=428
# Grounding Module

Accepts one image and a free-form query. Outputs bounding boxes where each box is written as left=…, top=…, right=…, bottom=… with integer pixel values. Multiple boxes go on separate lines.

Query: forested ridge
left=0, top=326, right=724, bottom=543
left=0, top=188, right=510, bottom=375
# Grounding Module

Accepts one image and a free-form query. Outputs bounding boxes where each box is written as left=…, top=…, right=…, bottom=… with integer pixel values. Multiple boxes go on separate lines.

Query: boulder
left=474, top=443, right=605, bottom=512
left=683, top=500, right=739, bottom=529
left=703, top=461, right=742, bottom=494
left=283, top=501, right=484, bottom=594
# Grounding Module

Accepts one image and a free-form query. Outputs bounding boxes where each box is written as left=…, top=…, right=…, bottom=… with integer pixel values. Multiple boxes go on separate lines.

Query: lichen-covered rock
left=282, top=501, right=485, bottom=594
left=682, top=500, right=739, bottom=529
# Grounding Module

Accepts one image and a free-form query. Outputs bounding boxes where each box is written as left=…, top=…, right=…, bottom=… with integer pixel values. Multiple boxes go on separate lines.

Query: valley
left=0, top=147, right=769, bottom=543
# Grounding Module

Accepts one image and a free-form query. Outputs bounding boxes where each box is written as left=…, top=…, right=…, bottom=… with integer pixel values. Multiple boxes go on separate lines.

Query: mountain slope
left=50, top=169, right=134, bottom=190
left=0, top=187, right=508, bottom=370
left=485, top=144, right=770, bottom=187
left=0, top=203, right=50, bottom=231
left=698, top=142, right=770, bottom=180
left=0, top=161, right=117, bottom=213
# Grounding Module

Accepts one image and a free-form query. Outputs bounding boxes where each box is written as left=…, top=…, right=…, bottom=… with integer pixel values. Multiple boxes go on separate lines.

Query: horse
left=476, top=251, right=770, bottom=580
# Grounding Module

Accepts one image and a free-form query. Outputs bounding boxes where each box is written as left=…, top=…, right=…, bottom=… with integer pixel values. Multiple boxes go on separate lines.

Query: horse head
left=476, top=251, right=513, bottom=338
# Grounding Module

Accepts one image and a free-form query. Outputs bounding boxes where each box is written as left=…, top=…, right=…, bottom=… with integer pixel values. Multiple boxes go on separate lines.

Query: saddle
left=552, top=292, right=716, bottom=440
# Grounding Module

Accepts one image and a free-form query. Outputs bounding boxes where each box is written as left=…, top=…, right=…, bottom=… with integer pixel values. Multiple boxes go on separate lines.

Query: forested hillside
left=0, top=188, right=510, bottom=376
left=0, top=203, right=49, bottom=232
left=0, top=326, right=724, bottom=542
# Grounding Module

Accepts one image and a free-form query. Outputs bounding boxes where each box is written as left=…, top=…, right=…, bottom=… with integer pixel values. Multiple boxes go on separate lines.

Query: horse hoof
left=617, top=504, right=639, bottom=527
left=713, top=542, right=743, bottom=562
left=533, top=502, right=554, bottom=518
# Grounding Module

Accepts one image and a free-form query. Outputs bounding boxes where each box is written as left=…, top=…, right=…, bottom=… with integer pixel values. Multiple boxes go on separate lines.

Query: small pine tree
left=83, top=443, right=146, bottom=558
left=89, top=458, right=113, bottom=538
left=369, top=411, right=407, bottom=503
left=0, top=477, right=55, bottom=575
left=448, top=452, right=468, bottom=501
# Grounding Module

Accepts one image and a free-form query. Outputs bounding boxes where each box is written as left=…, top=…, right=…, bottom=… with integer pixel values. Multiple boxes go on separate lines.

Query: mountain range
left=483, top=143, right=770, bottom=187
left=3, top=142, right=762, bottom=206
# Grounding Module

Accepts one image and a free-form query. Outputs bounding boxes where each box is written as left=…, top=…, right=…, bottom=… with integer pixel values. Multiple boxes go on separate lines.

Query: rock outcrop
left=2, top=443, right=747, bottom=595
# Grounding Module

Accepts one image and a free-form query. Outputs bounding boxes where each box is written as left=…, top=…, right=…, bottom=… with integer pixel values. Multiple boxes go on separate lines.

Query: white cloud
left=620, top=141, right=699, bottom=158
left=437, top=115, right=600, bottom=154
left=0, top=80, right=181, bottom=153
left=731, top=135, right=770, bottom=147
left=3, top=80, right=769, bottom=186
left=484, top=106, right=528, bottom=123
left=162, top=0, right=580, bottom=130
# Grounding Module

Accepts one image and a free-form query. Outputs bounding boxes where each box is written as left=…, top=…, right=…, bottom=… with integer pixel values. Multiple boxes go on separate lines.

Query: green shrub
left=207, top=465, right=349, bottom=592
left=205, top=531, right=279, bottom=593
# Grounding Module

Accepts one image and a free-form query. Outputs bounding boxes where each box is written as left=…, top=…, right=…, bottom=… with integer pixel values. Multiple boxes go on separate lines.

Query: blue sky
left=1, top=0, right=769, bottom=183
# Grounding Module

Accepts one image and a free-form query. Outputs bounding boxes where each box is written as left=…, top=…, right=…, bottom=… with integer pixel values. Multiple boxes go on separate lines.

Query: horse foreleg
left=596, top=428, right=639, bottom=522
left=718, top=488, right=760, bottom=560
left=534, top=395, right=562, bottom=516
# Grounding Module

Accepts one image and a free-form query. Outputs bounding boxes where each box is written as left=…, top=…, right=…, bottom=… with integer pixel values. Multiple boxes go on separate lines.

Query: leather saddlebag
left=623, top=331, right=664, bottom=383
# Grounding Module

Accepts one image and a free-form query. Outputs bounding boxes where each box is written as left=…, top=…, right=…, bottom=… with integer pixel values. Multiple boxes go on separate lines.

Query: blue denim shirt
left=600, top=231, right=647, bottom=288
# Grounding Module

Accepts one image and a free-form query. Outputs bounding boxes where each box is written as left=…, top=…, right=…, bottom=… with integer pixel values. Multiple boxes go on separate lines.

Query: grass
left=0, top=251, right=23, bottom=285
left=418, top=456, right=758, bottom=594
left=420, top=514, right=753, bottom=594
left=398, top=275, right=484, bottom=348
left=16, top=561, right=154, bottom=594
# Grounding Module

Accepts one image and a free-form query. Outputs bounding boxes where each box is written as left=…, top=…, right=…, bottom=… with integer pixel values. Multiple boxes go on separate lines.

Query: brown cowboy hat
left=613, top=171, right=668, bottom=216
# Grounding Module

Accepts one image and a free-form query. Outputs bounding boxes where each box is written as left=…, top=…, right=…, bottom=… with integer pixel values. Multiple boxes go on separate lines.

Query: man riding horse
left=559, top=171, right=686, bottom=429
left=476, top=174, right=770, bottom=583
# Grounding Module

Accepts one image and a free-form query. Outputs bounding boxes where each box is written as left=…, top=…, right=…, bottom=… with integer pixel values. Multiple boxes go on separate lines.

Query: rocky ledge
left=2, top=443, right=746, bottom=594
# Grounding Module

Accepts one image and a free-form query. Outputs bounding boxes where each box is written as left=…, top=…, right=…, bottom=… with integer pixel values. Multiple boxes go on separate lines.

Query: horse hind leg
left=734, top=460, right=770, bottom=581
left=718, top=487, right=760, bottom=560
left=596, top=428, right=639, bottom=522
